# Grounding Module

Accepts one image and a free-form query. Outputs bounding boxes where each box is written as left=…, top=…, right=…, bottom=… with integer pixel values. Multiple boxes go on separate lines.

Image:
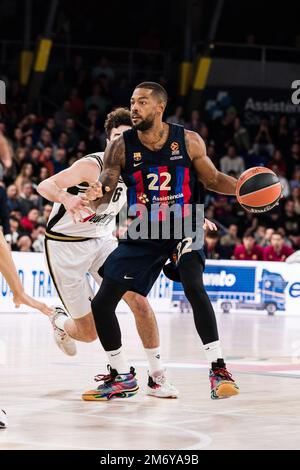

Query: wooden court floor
left=1, top=310, right=300, bottom=450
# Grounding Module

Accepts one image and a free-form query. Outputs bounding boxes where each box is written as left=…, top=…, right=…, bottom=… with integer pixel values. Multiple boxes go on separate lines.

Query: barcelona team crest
left=133, top=152, right=142, bottom=161
left=170, top=142, right=180, bottom=155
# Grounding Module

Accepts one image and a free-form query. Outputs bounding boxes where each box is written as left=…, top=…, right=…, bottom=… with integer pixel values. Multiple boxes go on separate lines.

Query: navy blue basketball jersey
left=122, top=124, right=200, bottom=223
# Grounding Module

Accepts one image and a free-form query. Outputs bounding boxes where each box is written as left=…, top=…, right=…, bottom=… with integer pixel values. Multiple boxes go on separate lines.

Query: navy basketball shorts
left=99, top=237, right=205, bottom=297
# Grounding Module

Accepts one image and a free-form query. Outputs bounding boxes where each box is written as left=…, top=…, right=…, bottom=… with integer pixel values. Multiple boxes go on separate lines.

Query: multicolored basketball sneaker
left=82, top=365, right=139, bottom=401
left=210, top=359, right=239, bottom=400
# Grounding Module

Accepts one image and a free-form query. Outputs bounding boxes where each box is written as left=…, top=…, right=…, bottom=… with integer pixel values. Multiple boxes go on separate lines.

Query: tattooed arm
left=184, top=130, right=237, bottom=195
left=85, top=136, right=126, bottom=205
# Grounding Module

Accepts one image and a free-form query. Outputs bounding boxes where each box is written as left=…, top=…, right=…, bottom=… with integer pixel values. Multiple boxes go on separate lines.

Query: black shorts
left=99, top=237, right=205, bottom=297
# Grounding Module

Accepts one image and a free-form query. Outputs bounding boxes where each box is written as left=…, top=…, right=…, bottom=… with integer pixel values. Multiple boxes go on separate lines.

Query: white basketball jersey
left=46, top=152, right=127, bottom=240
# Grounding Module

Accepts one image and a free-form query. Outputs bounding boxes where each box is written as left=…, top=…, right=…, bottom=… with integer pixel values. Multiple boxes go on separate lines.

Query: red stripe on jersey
left=158, top=166, right=169, bottom=222
left=133, top=170, right=146, bottom=218
left=183, top=167, right=191, bottom=217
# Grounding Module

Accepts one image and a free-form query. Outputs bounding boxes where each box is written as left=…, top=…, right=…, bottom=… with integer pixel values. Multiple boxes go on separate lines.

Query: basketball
left=236, top=167, right=282, bottom=213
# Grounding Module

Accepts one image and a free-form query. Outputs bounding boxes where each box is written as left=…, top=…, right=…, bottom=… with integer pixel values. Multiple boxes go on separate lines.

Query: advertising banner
left=0, top=252, right=173, bottom=314
left=202, top=87, right=300, bottom=128
left=1, top=254, right=299, bottom=315
left=173, top=260, right=300, bottom=316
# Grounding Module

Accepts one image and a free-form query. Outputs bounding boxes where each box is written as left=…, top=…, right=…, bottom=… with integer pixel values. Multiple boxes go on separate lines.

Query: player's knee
left=83, top=331, right=98, bottom=342
left=76, top=326, right=98, bottom=342
left=180, top=269, right=204, bottom=299
left=125, top=292, right=151, bottom=318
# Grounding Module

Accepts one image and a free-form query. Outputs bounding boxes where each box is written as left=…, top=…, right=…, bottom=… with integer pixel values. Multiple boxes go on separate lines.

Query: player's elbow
left=203, top=171, right=219, bottom=191
left=37, top=180, right=48, bottom=198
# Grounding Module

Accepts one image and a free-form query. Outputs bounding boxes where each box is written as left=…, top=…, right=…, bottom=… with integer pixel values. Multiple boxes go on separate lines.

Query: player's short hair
left=135, top=81, right=168, bottom=104
left=104, top=107, right=132, bottom=139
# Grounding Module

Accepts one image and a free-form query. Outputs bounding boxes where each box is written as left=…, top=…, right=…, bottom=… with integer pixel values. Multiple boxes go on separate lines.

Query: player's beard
left=132, top=116, right=154, bottom=131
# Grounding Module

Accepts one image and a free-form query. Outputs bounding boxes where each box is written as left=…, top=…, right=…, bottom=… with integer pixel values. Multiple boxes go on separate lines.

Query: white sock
left=54, top=313, right=68, bottom=331
left=144, top=347, right=163, bottom=376
left=107, top=347, right=129, bottom=374
left=203, top=340, right=223, bottom=363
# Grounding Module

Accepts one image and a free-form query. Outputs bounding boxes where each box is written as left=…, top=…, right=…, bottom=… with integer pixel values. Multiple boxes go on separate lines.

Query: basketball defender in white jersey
left=37, top=108, right=178, bottom=398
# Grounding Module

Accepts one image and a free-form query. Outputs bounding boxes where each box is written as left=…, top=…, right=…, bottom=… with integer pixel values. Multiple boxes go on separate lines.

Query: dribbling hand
left=85, top=181, right=111, bottom=201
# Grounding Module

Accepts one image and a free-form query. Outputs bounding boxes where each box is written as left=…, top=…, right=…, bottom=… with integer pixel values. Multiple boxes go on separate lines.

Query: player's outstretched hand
left=85, top=181, right=111, bottom=201
left=13, top=291, right=53, bottom=316
left=203, top=218, right=217, bottom=231
left=62, top=193, right=94, bottom=223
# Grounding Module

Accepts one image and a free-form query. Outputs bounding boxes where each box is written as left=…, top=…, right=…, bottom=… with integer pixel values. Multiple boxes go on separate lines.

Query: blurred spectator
left=233, top=230, right=263, bottom=260
left=54, top=100, right=72, bottom=127
left=37, top=204, right=52, bottom=226
left=166, top=106, right=185, bottom=126
left=63, top=118, right=80, bottom=150
left=36, top=128, right=54, bottom=151
left=15, top=163, right=34, bottom=193
left=6, top=184, right=22, bottom=213
left=204, top=230, right=231, bottom=260
left=37, top=166, right=50, bottom=185
left=290, top=187, right=300, bottom=215
left=17, top=234, right=33, bottom=252
left=9, top=217, right=20, bottom=249
left=13, top=127, right=24, bottom=151
left=220, top=145, right=245, bottom=178
left=39, top=147, right=55, bottom=176
left=281, top=200, right=299, bottom=240
left=85, top=84, right=109, bottom=116
left=53, top=148, right=67, bottom=173
left=267, top=150, right=286, bottom=175
left=49, top=70, right=69, bottom=104
left=287, top=143, right=300, bottom=179
left=31, top=225, right=46, bottom=252
left=92, top=57, right=115, bottom=82
left=254, top=224, right=267, bottom=246
left=186, top=110, right=202, bottom=133
left=252, top=119, right=274, bottom=157
left=69, top=87, right=85, bottom=117
left=19, top=182, right=39, bottom=215
left=263, top=232, right=294, bottom=261
left=20, top=208, right=39, bottom=233
left=233, top=117, right=250, bottom=154
left=276, top=116, right=290, bottom=154
left=290, top=168, right=300, bottom=190
left=220, top=224, right=241, bottom=253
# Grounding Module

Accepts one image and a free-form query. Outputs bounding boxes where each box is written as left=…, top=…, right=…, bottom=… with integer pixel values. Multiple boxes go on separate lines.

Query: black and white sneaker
left=147, top=370, right=179, bottom=398
left=0, top=409, right=7, bottom=428
left=49, top=306, right=77, bottom=356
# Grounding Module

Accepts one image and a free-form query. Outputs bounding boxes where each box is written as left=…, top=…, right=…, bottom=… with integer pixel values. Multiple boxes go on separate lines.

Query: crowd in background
left=0, top=54, right=300, bottom=260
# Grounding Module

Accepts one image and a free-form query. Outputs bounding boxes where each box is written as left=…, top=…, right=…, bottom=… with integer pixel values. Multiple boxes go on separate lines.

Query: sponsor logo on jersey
left=152, top=193, right=184, bottom=203
left=133, top=152, right=142, bottom=161
left=170, top=141, right=180, bottom=156
left=137, top=193, right=149, bottom=203
left=170, top=155, right=183, bottom=160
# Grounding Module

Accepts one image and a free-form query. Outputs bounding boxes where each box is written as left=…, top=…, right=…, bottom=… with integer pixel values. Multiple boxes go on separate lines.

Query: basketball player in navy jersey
left=82, top=82, right=240, bottom=401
